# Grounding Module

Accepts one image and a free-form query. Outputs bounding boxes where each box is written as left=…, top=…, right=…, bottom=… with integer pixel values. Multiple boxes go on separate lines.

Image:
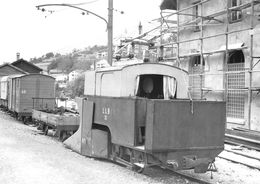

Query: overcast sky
left=0, top=0, right=163, bottom=64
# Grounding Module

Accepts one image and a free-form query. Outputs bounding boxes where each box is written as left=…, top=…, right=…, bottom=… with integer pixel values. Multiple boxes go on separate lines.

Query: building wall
left=68, top=71, right=83, bottom=82
left=177, top=0, right=260, bottom=130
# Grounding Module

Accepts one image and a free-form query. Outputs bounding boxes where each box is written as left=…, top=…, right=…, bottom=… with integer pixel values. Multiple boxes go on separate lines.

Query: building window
left=229, top=0, right=242, bottom=23
left=191, top=55, right=205, bottom=66
left=227, top=50, right=245, bottom=120
left=193, top=1, right=201, bottom=31
left=189, top=55, right=205, bottom=99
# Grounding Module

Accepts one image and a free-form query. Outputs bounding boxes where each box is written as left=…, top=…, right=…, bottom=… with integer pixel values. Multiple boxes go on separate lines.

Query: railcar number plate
left=102, top=107, right=110, bottom=121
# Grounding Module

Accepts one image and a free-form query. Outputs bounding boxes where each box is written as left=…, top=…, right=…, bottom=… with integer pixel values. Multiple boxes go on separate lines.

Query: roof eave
left=0, top=63, right=28, bottom=75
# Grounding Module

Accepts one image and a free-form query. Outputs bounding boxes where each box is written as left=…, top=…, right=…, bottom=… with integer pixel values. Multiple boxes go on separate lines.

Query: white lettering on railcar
left=102, top=107, right=110, bottom=121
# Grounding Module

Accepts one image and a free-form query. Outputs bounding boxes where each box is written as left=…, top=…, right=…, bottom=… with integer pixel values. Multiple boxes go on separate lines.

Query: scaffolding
left=160, top=0, right=260, bottom=129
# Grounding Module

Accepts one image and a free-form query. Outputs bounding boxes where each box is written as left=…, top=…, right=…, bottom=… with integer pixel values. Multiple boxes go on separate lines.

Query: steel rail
left=224, top=149, right=260, bottom=162
left=169, top=169, right=214, bottom=184
left=225, top=134, right=260, bottom=151
left=218, top=154, right=260, bottom=171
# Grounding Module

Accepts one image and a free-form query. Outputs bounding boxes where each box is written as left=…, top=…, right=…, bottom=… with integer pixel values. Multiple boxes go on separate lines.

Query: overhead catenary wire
left=68, top=0, right=100, bottom=6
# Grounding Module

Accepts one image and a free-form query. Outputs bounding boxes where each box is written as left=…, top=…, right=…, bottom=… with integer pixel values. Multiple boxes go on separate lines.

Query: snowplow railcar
left=74, top=63, right=226, bottom=173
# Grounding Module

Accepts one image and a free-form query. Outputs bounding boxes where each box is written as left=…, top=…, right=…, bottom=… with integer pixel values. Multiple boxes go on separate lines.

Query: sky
left=0, top=0, right=163, bottom=64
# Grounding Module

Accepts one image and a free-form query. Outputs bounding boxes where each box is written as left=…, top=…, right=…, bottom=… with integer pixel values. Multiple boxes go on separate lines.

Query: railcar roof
left=94, top=62, right=188, bottom=74
left=10, top=73, right=55, bottom=80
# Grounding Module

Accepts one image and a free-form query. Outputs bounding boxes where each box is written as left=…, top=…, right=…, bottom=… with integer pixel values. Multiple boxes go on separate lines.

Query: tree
left=55, top=53, right=61, bottom=57
left=65, top=74, right=85, bottom=98
left=45, top=52, right=54, bottom=59
left=43, top=45, right=107, bottom=73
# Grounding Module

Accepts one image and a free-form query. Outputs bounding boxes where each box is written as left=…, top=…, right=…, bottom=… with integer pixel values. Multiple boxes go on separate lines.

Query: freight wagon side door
left=8, top=79, right=12, bottom=110
left=15, top=78, right=20, bottom=113
left=19, top=76, right=35, bottom=113
left=12, top=79, right=16, bottom=111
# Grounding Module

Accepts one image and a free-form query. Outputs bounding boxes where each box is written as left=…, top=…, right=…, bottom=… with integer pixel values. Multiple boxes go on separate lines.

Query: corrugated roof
left=11, top=59, right=43, bottom=72
left=0, top=63, right=28, bottom=76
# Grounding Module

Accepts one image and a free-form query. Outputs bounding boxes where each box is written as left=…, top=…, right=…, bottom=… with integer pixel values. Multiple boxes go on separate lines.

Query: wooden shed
left=9, top=74, right=55, bottom=117
left=84, top=63, right=189, bottom=99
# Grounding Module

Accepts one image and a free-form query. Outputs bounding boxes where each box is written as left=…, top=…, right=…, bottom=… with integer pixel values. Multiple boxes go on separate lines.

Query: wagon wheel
left=37, top=123, right=44, bottom=131
left=22, top=117, right=29, bottom=125
left=111, top=144, right=118, bottom=161
left=44, top=125, right=49, bottom=135
left=60, top=131, right=68, bottom=142
left=130, top=151, right=145, bottom=173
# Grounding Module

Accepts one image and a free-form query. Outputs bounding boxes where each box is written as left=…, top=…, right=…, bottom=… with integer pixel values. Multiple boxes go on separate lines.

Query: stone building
left=160, top=0, right=260, bottom=131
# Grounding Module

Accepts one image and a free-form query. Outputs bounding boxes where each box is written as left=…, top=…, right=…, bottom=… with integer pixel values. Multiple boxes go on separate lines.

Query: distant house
left=75, top=54, right=88, bottom=62
left=11, top=59, right=43, bottom=74
left=95, top=51, right=107, bottom=59
left=34, top=62, right=52, bottom=74
left=91, top=59, right=109, bottom=69
left=0, top=63, right=28, bottom=76
left=49, top=69, right=68, bottom=88
left=68, top=70, right=84, bottom=82
left=49, top=69, right=68, bottom=81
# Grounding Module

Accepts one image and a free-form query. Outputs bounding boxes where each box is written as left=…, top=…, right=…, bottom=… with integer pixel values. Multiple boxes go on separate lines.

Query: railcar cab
left=84, top=62, right=188, bottom=99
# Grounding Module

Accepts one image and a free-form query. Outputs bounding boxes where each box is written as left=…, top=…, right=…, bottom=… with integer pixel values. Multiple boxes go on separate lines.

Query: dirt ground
left=1, top=110, right=260, bottom=184
left=0, top=111, right=193, bottom=184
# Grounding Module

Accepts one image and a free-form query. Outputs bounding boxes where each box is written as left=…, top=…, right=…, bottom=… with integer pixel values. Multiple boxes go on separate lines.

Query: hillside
left=30, top=45, right=107, bottom=73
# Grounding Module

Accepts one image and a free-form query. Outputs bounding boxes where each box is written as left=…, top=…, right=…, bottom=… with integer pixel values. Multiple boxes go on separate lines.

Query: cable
left=68, top=0, right=100, bottom=6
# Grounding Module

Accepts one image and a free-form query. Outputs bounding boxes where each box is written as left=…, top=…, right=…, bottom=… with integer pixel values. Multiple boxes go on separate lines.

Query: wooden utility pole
left=107, top=0, right=113, bottom=66
left=138, top=22, right=143, bottom=59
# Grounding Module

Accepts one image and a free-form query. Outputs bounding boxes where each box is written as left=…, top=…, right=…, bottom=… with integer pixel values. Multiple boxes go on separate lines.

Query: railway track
left=115, top=156, right=214, bottom=184
left=218, top=144, right=260, bottom=171
left=169, top=169, right=214, bottom=184
left=224, top=131, right=260, bottom=170
left=225, top=133, right=260, bottom=151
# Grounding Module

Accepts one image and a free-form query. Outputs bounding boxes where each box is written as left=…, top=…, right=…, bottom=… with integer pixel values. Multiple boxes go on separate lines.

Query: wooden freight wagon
left=0, top=75, right=21, bottom=109
left=0, top=76, right=9, bottom=107
left=32, top=109, right=80, bottom=141
left=9, top=74, right=55, bottom=121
